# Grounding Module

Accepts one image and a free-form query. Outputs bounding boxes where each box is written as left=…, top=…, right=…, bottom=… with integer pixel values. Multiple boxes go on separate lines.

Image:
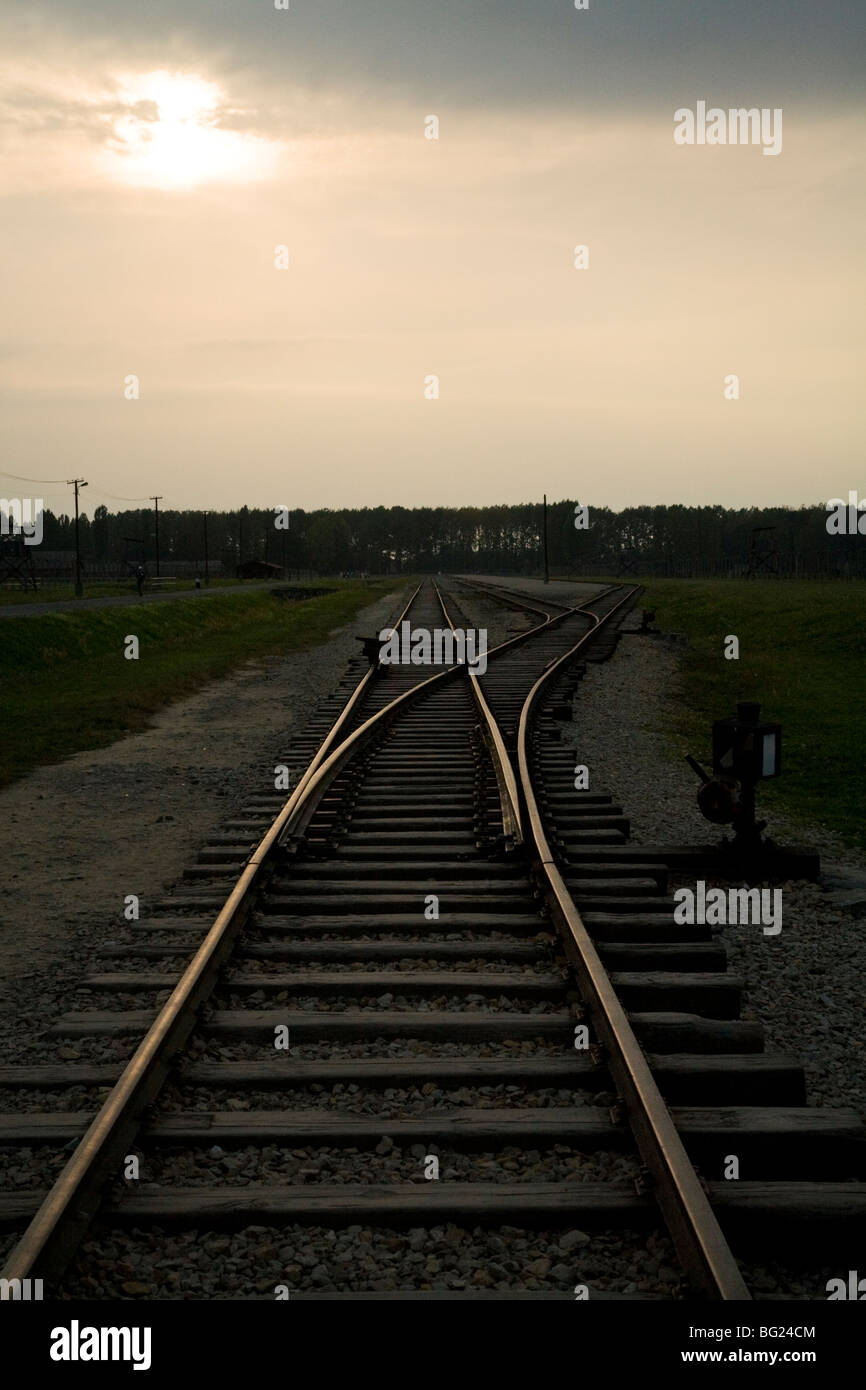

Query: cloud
left=0, top=3, right=863, bottom=510
left=2, top=1, right=865, bottom=114
left=0, top=63, right=286, bottom=191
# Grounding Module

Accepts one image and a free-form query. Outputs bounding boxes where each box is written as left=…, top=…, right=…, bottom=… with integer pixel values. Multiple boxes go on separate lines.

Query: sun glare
left=106, top=70, right=276, bottom=189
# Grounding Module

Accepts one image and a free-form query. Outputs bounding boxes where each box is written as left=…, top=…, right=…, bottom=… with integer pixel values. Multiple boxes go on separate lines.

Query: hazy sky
left=1, top=1, right=863, bottom=515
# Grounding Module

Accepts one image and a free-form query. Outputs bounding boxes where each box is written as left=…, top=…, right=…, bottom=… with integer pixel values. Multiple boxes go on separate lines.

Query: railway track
left=1, top=576, right=864, bottom=1300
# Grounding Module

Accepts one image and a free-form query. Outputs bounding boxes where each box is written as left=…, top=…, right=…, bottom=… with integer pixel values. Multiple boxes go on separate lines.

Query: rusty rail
left=516, top=585, right=751, bottom=1300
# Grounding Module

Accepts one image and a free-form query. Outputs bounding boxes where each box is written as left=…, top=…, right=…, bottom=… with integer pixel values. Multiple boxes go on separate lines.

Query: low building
left=235, top=559, right=285, bottom=580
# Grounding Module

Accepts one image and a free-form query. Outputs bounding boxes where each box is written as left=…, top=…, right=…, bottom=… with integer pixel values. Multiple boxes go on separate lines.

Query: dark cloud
left=9, top=1, right=866, bottom=110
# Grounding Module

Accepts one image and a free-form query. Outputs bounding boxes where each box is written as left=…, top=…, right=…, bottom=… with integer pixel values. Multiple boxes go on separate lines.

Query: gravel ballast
left=58, top=1222, right=683, bottom=1299
left=5, top=579, right=862, bottom=1304
left=555, top=614, right=866, bottom=1123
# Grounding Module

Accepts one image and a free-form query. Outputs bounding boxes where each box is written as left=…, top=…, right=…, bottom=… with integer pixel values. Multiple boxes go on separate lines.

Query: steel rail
left=516, top=587, right=752, bottom=1301
left=456, top=575, right=625, bottom=626
left=8, top=574, right=567, bottom=1282
left=275, top=658, right=467, bottom=852
left=426, top=578, right=624, bottom=844
left=455, top=574, right=574, bottom=619
left=280, top=575, right=599, bottom=858
left=286, top=581, right=422, bottom=803
left=1, top=576, right=611, bottom=1282
left=0, top=579, right=443, bottom=1284
left=434, top=583, right=523, bottom=850
left=3, top=577, right=651, bottom=1285
left=464, top=581, right=623, bottom=668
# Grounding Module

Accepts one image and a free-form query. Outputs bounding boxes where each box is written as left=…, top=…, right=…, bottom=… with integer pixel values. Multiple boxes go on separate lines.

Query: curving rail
left=2, top=575, right=753, bottom=1299
left=515, top=587, right=751, bottom=1300
left=1, top=579, right=540, bottom=1283
left=1, top=581, right=453, bottom=1282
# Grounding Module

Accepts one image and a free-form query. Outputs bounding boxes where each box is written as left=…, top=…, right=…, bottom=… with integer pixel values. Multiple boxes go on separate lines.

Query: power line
left=0, top=471, right=151, bottom=504
left=89, top=487, right=152, bottom=503
left=0, top=470, right=69, bottom=484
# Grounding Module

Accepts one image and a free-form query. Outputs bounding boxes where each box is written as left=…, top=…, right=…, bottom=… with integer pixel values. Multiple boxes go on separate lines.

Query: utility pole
left=203, top=511, right=210, bottom=585
left=151, top=496, right=163, bottom=577
left=67, top=478, right=88, bottom=596
left=542, top=493, right=549, bottom=584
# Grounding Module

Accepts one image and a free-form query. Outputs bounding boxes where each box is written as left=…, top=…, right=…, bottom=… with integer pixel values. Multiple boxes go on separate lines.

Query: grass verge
left=0, top=580, right=395, bottom=786
left=0, top=577, right=247, bottom=606
left=636, top=580, right=866, bottom=853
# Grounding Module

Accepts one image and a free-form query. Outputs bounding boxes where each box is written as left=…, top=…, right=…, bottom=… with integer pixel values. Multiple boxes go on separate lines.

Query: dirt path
left=0, top=585, right=405, bottom=1028
left=0, top=581, right=303, bottom=619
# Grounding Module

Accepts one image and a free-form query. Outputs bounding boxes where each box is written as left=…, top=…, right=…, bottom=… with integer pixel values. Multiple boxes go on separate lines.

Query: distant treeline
left=17, top=501, right=866, bottom=579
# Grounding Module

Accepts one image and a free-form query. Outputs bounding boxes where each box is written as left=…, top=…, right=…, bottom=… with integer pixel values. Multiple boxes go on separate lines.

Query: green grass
left=0, top=577, right=247, bottom=605
left=635, top=580, right=866, bottom=852
left=0, top=580, right=393, bottom=786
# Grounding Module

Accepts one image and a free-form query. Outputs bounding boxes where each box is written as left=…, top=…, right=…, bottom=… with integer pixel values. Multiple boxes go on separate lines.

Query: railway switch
left=356, top=634, right=382, bottom=666
left=687, top=701, right=781, bottom=851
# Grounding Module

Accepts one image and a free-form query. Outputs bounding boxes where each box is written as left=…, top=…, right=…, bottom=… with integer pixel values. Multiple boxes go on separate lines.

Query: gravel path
left=0, top=583, right=407, bottom=1053
left=0, top=581, right=296, bottom=619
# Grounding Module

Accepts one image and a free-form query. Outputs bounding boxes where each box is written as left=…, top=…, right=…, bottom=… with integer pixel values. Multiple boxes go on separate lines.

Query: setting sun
left=106, top=70, right=276, bottom=189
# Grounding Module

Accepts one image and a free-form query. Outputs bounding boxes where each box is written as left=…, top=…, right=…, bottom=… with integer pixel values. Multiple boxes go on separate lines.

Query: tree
left=305, top=512, right=352, bottom=574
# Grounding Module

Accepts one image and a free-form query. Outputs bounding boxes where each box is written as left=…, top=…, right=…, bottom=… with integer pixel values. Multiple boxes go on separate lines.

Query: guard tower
left=0, top=535, right=38, bottom=592
left=746, top=525, right=779, bottom=579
